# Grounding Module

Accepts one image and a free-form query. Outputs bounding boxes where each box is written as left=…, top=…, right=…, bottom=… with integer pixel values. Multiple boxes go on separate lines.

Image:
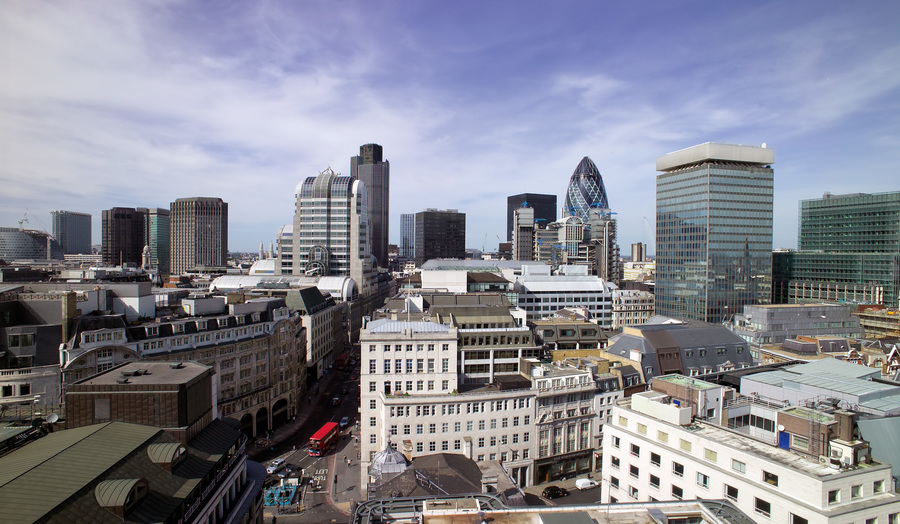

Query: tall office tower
left=787, top=191, right=900, bottom=307
left=51, top=210, right=91, bottom=254
left=655, top=143, right=774, bottom=323
left=586, top=210, right=620, bottom=283
left=512, top=207, right=535, bottom=261
left=101, top=207, right=147, bottom=267
left=414, top=209, right=465, bottom=266
left=564, top=157, right=609, bottom=223
left=293, top=167, right=375, bottom=293
left=400, top=213, right=415, bottom=259
left=169, top=197, right=228, bottom=275
left=506, top=193, right=557, bottom=241
left=350, top=143, right=390, bottom=268
left=146, top=208, right=170, bottom=275
left=631, top=242, right=646, bottom=262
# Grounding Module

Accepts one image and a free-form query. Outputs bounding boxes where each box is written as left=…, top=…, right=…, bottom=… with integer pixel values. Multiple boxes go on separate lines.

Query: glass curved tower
left=565, top=156, right=609, bottom=222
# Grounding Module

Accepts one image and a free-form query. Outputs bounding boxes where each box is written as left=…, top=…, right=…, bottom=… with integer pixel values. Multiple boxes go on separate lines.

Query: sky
left=2, top=1, right=898, bottom=255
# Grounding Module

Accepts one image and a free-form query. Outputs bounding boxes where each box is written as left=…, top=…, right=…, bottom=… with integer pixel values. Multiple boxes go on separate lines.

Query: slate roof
left=373, top=453, right=485, bottom=500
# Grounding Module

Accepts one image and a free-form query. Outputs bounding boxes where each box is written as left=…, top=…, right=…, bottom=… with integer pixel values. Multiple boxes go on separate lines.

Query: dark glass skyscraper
left=102, top=207, right=146, bottom=267
left=506, top=193, right=556, bottom=241
left=414, top=209, right=465, bottom=266
left=655, top=143, right=774, bottom=323
left=565, top=157, right=609, bottom=222
left=351, top=143, right=389, bottom=269
left=51, top=210, right=91, bottom=254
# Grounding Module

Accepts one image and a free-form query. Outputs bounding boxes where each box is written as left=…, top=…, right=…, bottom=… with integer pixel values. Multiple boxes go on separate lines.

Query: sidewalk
left=247, top=369, right=343, bottom=462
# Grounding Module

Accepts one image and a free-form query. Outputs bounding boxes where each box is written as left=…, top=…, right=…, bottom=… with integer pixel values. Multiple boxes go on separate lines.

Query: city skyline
left=2, top=1, right=898, bottom=254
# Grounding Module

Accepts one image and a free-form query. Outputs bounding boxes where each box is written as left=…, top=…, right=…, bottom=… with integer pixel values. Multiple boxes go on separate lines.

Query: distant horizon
left=3, top=1, right=898, bottom=254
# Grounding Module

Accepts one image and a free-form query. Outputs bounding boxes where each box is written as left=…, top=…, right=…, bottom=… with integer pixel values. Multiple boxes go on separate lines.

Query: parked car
left=340, top=416, right=350, bottom=428
left=542, top=485, right=569, bottom=499
left=331, top=396, right=342, bottom=406
left=575, top=478, right=599, bottom=490
left=266, top=458, right=285, bottom=474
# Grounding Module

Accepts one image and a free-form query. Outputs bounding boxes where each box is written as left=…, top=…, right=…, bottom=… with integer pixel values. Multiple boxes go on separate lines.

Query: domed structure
left=368, top=438, right=410, bottom=486
left=565, top=156, right=609, bottom=223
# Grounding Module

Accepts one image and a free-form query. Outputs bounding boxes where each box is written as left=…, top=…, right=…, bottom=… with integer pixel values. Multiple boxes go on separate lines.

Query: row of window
left=369, top=343, right=449, bottom=352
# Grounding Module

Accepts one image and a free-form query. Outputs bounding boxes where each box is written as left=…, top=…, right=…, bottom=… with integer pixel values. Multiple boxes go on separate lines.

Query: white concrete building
left=512, top=264, right=614, bottom=327
left=602, top=375, right=900, bottom=524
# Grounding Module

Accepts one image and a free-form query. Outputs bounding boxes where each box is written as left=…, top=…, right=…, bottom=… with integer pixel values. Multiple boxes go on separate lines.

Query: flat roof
left=73, top=361, right=211, bottom=386
left=654, top=374, right=720, bottom=390
left=656, top=142, right=774, bottom=171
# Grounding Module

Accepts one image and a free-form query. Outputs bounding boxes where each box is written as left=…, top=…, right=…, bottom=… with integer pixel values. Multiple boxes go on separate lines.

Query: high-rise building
left=655, top=143, right=774, bottom=323
left=101, top=207, right=146, bottom=267
left=400, top=213, right=415, bottom=259
left=293, top=167, right=375, bottom=294
left=414, top=209, right=465, bottom=266
left=169, top=197, right=228, bottom=275
left=785, top=191, right=900, bottom=307
left=507, top=193, right=556, bottom=241
left=146, top=208, right=170, bottom=275
left=631, top=242, right=646, bottom=262
left=351, top=143, right=390, bottom=268
left=564, top=157, right=608, bottom=224
left=50, top=210, right=91, bottom=254
left=512, top=207, right=535, bottom=261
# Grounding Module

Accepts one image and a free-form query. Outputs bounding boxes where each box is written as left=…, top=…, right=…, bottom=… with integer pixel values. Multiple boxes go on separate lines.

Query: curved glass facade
left=565, top=157, right=609, bottom=223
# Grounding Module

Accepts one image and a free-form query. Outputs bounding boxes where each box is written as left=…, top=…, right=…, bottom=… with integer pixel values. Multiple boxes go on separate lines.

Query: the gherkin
left=565, top=157, right=609, bottom=223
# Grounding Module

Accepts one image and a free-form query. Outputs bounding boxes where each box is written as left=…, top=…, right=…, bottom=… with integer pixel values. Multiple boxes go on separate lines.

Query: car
left=340, top=416, right=350, bottom=428
left=575, top=478, right=599, bottom=490
left=542, top=485, right=569, bottom=499
left=266, top=458, right=285, bottom=474
left=331, top=396, right=342, bottom=406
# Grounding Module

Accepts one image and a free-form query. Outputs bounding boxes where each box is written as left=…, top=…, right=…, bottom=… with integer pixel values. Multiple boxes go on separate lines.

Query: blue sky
left=2, top=1, right=898, bottom=255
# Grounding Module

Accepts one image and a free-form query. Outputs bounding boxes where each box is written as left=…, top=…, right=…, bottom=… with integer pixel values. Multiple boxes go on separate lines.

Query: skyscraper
left=147, top=208, right=170, bottom=275
left=51, top=210, right=91, bottom=255
left=655, top=143, right=774, bottom=323
left=414, top=209, right=465, bottom=266
left=101, top=207, right=146, bottom=267
left=293, top=167, right=375, bottom=293
left=512, top=207, right=535, bottom=261
left=506, top=193, right=556, bottom=241
left=785, top=191, right=900, bottom=306
left=564, top=157, right=609, bottom=223
left=169, top=197, right=228, bottom=275
left=351, top=143, right=389, bottom=268
left=400, top=213, right=415, bottom=259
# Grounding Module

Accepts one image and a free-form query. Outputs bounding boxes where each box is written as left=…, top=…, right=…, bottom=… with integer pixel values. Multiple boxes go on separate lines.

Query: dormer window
left=146, top=326, right=158, bottom=337
left=196, top=320, right=207, bottom=330
left=172, top=323, right=184, bottom=334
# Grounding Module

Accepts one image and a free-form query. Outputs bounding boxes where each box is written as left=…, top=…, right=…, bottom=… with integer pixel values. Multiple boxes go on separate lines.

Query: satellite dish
left=47, top=413, right=59, bottom=424
left=777, top=425, right=785, bottom=432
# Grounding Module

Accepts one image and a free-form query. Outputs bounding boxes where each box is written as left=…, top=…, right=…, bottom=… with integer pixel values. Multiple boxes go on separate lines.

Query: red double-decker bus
left=309, top=422, right=339, bottom=457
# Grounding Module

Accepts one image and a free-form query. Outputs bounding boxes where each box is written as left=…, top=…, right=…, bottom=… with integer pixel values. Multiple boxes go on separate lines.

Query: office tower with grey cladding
left=51, top=210, right=91, bottom=254
left=655, top=143, right=774, bottom=324
left=351, top=143, right=389, bottom=268
left=169, top=197, right=228, bottom=275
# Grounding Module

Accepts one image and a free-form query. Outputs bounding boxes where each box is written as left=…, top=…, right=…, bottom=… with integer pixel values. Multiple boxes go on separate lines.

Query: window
left=889, top=513, right=899, bottom=524
left=650, top=474, right=660, bottom=489
left=732, top=459, right=746, bottom=474
left=697, top=472, right=709, bottom=488
left=828, top=489, right=840, bottom=504
left=680, top=439, right=691, bottom=452
left=612, top=436, right=620, bottom=449
left=704, top=448, right=717, bottom=462
left=429, top=442, right=436, bottom=452
left=610, top=476, right=619, bottom=489
left=754, top=498, right=771, bottom=518
left=618, top=416, right=628, bottom=427
left=370, top=417, right=376, bottom=427
left=851, top=484, right=862, bottom=499
left=416, top=424, right=423, bottom=434
left=369, top=382, right=377, bottom=392
left=630, top=443, right=640, bottom=457
left=611, top=456, right=620, bottom=469
left=629, top=486, right=638, bottom=499
left=650, top=452, right=661, bottom=467
left=866, top=519, right=876, bottom=524
left=637, top=423, right=647, bottom=434
left=725, top=484, right=738, bottom=502
left=792, top=434, right=809, bottom=451
left=672, top=485, right=683, bottom=499
left=369, top=399, right=377, bottom=409
left=629, top=465, right=639, bottom=479
left=370, top=435, right=377, bottom=444
left=673, top=462, right=684, bottom=477
left=875, top=480, right=886, bottom=493
left=416, top=442, right=423, bottom=452
left=763, top=471, right=778, bottom=486
left=790, top=514, right=808, bottom=524
left=657, top=431, right=668, bottom=443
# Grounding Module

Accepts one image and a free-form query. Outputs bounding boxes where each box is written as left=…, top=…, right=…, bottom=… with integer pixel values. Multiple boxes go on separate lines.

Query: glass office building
left=787, top=191, right=900, bottom=307
left=565, top=157, right=609, bottom=224
left=655, top=143, right=774, bottom=323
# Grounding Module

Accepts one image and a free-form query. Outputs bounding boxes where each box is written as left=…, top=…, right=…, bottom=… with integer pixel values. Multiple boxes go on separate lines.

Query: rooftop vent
left=170, top=362, right=184, bottom=369
left=116, top=378, right=129, bottom=384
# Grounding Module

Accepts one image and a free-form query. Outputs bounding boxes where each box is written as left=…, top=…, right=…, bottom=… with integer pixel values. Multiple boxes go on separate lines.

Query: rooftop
left=656, top=142, right=775, bottom=171
left=654, top=374, right=720, bottom=390
left=72, top=361, right=211, bottom=386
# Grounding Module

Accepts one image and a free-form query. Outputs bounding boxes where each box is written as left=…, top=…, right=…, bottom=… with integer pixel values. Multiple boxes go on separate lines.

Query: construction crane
left=643, top=216, right=656, bottom=255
